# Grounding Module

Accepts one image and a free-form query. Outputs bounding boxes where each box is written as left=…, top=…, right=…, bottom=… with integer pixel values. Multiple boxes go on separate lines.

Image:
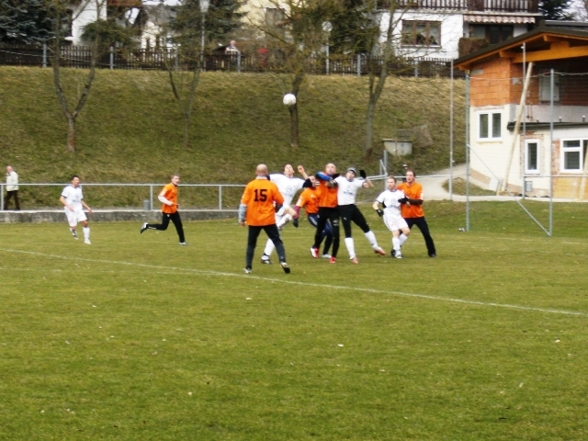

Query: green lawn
left=0, top=202, right=587, bottom=440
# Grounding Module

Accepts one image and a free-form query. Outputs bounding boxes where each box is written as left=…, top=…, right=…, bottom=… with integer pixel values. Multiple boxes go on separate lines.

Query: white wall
left=70, top=0, right=107, bottom=45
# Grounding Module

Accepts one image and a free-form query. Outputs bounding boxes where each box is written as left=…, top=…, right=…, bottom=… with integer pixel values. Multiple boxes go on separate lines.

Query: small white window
left=525, top=139, right=539, bottom=174
left=561, top=139, right=588, bottom=172
left=478, top=112, right=501, bottom=140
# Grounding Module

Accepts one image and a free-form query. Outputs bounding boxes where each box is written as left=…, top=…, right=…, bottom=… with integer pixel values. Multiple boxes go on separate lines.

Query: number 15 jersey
left=241, top=177, right=285, bottom=226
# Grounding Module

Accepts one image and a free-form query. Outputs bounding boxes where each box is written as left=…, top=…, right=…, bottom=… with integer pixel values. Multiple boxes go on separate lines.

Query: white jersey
left=270, top=174, right=305, bottom=207
left=376, top=189, right=405, bottom=217
left=61, top=185, right=84, bottom=211
left=334, top=176, right=364, bottom=206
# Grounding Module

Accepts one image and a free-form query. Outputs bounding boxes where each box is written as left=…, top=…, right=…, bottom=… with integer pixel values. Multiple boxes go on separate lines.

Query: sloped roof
left=455, top=21, right=588, bottom=70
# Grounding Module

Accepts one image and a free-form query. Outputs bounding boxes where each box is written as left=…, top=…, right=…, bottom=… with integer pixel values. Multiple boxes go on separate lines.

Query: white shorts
left=65, top=207, right=87, bottom=227
left=383, top=213, right=408, bottom=232
left=275, top=203, right=291, bottom=217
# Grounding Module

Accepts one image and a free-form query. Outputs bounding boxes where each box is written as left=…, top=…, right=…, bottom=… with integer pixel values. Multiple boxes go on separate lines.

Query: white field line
left=2, top=247, right=587, bottom=318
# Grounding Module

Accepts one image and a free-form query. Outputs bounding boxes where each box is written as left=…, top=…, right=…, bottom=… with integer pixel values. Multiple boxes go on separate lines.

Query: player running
left=373, top=176, right=411, bottom=258
left=59, top=175, right=93, bottom=244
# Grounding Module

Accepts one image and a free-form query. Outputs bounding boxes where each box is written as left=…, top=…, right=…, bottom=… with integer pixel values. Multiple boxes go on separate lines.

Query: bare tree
left=251, top=0, right=327, bottom=148
left=47, top=0, right=103, bottom=152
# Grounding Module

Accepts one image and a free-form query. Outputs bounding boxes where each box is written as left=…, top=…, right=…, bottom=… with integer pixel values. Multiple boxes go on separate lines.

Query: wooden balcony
left=377, top=0, right=539, bottom=13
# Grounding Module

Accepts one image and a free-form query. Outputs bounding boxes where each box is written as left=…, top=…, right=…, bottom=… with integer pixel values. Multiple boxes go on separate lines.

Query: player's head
left=171, top=174, right=180, bottom=186
left=405, top=169, right=416, bottom=183
left=325, top=163, right=336, bottom=175
left=283, top=164, right=294, bottom=177
left=6, top=165, right=12, bottom=173
left=387, top=176, right=397, bottom=190
left=71, top=175, right=80, bottom=187
left=308, top=175, right=317, bottom=187
left=256, top=164, right=268, bottom=177
left=346, top=167, right=357, bottom=181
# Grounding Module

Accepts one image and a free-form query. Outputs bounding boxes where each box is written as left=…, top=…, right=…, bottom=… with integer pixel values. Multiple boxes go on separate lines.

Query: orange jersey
left=296, top=187, right=319, bottom=214
left=160, top=183, right=178, bottom=214
left=317, top=179, right=338, bottom=208
left=241, top=177, right=285, bottom=226
left=397, top=181, right=424, bottom=218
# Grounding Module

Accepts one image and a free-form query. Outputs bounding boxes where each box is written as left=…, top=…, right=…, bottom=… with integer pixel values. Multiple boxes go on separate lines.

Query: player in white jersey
left=261, top=164, right=309, bottom=264
left=373, top=176, right=411, bottom=258
left=334, top=167, right=386, bottom=263
left=59, top=175, right=93, bottom=244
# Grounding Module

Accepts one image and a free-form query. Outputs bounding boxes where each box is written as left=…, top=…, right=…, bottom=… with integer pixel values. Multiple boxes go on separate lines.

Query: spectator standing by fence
left=4, top=165, right=20, bottom=210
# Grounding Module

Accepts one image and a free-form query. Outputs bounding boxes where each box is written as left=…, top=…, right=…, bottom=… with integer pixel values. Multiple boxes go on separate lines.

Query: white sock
left=392, top=237, right=400, bottom=252
left=344, top=237, right=356, bottom=259
left=364, top=230, right=379, bottom=249
left=399, top=233, right=408, bottom=246
left=83, top=227, right=90, bottom=240
left=277, top=213, right=292, bottom=228
left=263, top=238, right=275, bottom=257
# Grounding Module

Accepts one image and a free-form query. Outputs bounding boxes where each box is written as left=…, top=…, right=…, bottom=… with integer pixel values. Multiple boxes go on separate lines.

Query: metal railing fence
left=0, top=43, right=463, bottom=78
left=0, top=183, right=245, bottom=211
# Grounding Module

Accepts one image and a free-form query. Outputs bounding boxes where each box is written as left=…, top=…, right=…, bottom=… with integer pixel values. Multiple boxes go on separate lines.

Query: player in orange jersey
left=239, top=164, right=290, bottom=274
left=294, top=175, right=333, bottom=258
left=310, top=163, right=340, bottom=263
left=397, top=169, right=436, bottom=257
left=140, top=174, right=187, bottom=245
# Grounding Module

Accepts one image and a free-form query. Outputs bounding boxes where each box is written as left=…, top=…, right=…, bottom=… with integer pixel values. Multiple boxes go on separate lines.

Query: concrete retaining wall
left=0, top=210, right=238, bottom=224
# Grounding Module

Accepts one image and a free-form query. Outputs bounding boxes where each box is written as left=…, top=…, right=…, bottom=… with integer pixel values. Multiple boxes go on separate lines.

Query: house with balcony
left=454, top=21, right=588, bottom=199
left=377, top=0, right=542, bottom=60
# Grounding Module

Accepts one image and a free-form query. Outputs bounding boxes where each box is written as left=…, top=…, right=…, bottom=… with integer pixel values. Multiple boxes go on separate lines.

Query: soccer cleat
left=70, top=228, right=78, bottom=240
left=261, top=254, right=271, bottom=264
left=429, top=253, right=437, bottom=258
left=310, top=247, right=319, bottom=259
left=179, top=242, right=188, bottom=246
left=329, top=256, right=337, bottom=264
left=244, top=267, right=252, bottom=274
left=374, top=247, right=386, bottom=256
left=321, top=254, right=331, bottom=259
left=390, top=249, right=395, bottom=258
left=280, top=262, right=291, bottom=274
left=350, top=256, right=359, bottom=264
left=396, top=252, right=403, bottom=259
left=140, top=222, right=148, bottom=233
left=84, top=239, right=91, bottom=245
left=293, top=218, right=299, bottom=228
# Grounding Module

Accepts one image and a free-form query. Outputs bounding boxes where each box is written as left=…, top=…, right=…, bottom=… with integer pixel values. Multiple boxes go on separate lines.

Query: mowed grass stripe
left=2, top=246, right=586, bottom=318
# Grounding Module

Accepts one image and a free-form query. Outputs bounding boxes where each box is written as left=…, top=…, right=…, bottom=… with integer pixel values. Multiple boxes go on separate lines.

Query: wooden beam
left=499, top=50, right=517, bottom=59
left=512, top=45, right=588, bottom=62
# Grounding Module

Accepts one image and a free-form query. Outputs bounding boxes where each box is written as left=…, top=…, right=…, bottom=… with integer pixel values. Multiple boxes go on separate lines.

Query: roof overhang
left=464, top=14, right=537, bottom=24
left=455, top=23, right=588, bottom=70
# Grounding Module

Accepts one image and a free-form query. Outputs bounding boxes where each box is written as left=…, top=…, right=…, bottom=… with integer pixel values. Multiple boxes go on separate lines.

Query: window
left=478, top=112, right=501, bottom=139
left=561, top=139, right=588, bottom=172
left=401, top=21, right=441, bottom=47
left=265, top=8, right=285, bottom=29
left=525, top=140, right=539, bottom=173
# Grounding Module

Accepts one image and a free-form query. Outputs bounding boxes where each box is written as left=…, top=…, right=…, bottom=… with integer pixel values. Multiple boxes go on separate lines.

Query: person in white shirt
left=59, top=175, right=93, bottom=244
left=261, top=164, right=309, bottom=264
left=334, top=167, right=386, bottom=263
left=373, top=176, right=411, bottom=259
left=4, top=165, right=20, bottom=210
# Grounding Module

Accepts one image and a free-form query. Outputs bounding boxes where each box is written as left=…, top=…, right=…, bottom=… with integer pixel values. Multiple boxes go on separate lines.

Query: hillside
left=0, top=66, right=465, bottom=206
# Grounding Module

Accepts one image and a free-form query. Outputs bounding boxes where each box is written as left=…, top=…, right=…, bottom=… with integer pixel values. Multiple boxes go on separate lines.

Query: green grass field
left=1, top=202, right=587, bottom=440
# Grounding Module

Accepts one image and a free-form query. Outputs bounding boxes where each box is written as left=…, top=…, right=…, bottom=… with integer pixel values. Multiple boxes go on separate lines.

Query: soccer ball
left=283, top=93, right=296, bottom=106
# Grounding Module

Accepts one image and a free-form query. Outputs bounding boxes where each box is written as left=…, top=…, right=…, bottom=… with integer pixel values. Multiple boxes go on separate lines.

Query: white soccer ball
left=283, top=93, right=296, bottom=106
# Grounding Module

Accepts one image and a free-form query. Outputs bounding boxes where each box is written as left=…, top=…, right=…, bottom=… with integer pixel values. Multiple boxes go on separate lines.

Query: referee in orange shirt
left=239, top=164, right=290, bottom=274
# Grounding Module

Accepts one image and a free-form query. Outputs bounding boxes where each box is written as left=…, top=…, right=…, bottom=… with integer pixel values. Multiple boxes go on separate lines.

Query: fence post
left=237, top=53, right=241, bottom=73
left=357, top=54, right=361, bottom=77
left=110, top=46, right=114, bottom=70
left=0, top=184, right=3, bottom=210
left=414, top=61, right=418, bottom=78
left=149, top=185, right=154, bottom=210
left=42, top=43, right=47, bottom=68
left=218, top=185, right=222, bottom=210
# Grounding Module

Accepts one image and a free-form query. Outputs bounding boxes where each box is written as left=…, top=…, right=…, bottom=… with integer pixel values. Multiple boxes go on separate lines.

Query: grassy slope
left=0, top=67, right=465, bottom=190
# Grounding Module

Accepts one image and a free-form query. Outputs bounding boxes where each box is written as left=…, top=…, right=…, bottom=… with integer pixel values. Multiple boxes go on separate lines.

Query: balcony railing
left=378, top=0, right=539, bottom=13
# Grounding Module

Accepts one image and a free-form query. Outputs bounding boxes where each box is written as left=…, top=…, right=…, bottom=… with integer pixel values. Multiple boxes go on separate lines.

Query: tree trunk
left=289, top=104, right=299, bottom=148
left=67, top=115, right=76, bottom=153
left=289, top=71, right=305, bottom=149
